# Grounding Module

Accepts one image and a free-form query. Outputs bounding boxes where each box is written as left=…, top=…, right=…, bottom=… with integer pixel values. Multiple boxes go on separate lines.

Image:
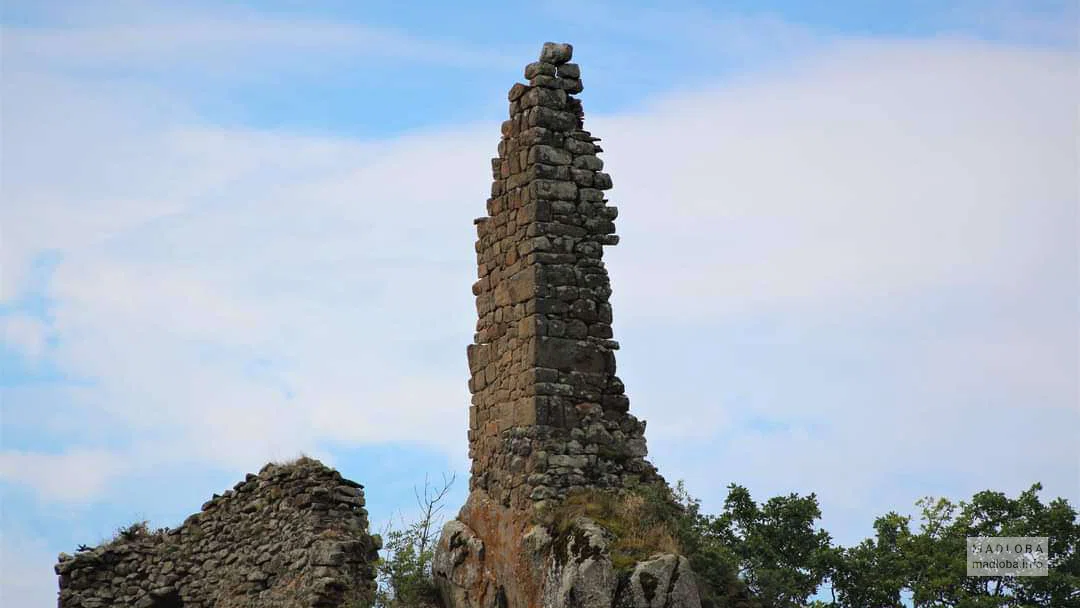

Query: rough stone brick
left=461, top=41, right=659, bottom=517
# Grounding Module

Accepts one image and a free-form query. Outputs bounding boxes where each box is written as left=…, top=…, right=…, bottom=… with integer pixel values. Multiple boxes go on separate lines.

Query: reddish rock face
left=435, top=491, right=546, bottom=608
left=433, top=488, right=703, bottom=608
left=436, top=488, right=624, bottom=608
left=466, top=40, right=658, bottom=513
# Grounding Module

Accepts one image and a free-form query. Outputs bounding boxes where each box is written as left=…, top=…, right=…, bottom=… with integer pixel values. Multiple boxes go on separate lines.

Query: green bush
left=541, top=481, right=830, bottom=608
left=374, top=474, right=455, bottom=608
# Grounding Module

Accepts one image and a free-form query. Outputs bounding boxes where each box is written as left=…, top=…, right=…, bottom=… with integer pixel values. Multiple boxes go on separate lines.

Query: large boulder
left=541, top=517, right=618, bottom=608
left=614, top=554, right=702, bottom=608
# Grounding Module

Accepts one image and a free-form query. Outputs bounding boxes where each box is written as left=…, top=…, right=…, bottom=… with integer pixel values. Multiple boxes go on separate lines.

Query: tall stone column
left=433, top=43, right=703, bottom=608
left=467, top=42, right=658, bottom=512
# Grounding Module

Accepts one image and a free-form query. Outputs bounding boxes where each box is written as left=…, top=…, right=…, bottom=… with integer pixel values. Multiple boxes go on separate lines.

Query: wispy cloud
left=2, top=0, right=511, bottom=81
left=0, top=14, right=1075, bottom=608
left=0, top=449, right=130, bottom=502
left=936, top=0, right=1079, bottom=48
left=0, top=314, right=50, bottom=360
left=3, top=33, right=1073, bottom=515
left=0, top=531, right=57, bottom=608
left=544, top=2, right=822, bottom=57
left=600, top=39, right=1075, bottom=319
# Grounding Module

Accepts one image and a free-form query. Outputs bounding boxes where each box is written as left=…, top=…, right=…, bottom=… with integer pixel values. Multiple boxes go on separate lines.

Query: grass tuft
left=543, top=484, right=683, bottom=571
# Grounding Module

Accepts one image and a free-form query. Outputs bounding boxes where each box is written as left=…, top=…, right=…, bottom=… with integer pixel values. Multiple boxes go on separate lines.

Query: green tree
left=830, top=482, right=1078, bottom=608
left=707, top=484, right=834, bottom=608
left=656, top=482, right=834, bottom=608
left=830, top=512, right=910, bottom=607
left=665, top=481, right=761, bottom=608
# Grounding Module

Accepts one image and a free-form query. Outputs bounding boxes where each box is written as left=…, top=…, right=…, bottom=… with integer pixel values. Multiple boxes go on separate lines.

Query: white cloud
left=593, top=37, right=1077, bottom=455
left=935, top=0, right=1079, bottom=47
left=599, top=39, right=1075, bottom=319
left=0, top=21, right=1074, bottom=541
left=1, top=0, right=512, bottom=79
left=0, top=314, right=49, bottom=360
left=0, top=531, right=58, bottom=608
left=0, top=449, right=129, bottom=502
left=546, top=2, right=823, bottom=59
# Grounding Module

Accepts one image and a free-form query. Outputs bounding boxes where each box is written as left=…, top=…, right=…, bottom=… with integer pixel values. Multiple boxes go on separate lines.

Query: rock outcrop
left=435, top=42, right=702, bottom=608
left=433, top=497, right=702, bottom=608
left=55, top=457, right=379, bottom=608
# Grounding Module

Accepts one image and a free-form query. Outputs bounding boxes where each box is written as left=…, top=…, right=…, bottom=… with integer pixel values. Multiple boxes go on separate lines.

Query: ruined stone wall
left=467, top=42, right=658, bottom=511
left=55, top=458, right=378, bottom=608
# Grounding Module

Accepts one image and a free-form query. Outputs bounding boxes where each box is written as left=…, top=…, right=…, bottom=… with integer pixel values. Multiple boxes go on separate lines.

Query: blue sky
left=1, top=0, right=1077, bottom=605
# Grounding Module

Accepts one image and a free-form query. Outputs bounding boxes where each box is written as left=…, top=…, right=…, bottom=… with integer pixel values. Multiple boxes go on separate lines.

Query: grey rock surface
left=615, top=554, right=702, bottom=608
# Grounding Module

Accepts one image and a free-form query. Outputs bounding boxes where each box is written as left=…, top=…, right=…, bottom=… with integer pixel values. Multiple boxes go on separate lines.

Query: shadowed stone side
left=55, top=458, right=379, bottom=608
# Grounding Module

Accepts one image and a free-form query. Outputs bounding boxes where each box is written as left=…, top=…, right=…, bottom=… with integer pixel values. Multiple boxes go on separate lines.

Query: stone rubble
left=55, top=458, right=379, bottom=608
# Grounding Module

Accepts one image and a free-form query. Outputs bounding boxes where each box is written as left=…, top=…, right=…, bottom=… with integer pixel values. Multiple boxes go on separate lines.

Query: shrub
left=374, top=473, right=455, bottom=608
left=117, top=520, right=150, bottom=541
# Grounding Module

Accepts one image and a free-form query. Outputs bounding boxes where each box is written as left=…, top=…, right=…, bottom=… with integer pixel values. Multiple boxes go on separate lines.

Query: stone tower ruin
left=436, top=42, right=701, bottom=608
left=467, top=41, right=659, bottom=512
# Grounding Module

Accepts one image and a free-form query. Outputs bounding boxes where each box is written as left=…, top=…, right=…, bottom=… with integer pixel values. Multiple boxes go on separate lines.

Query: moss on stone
left=541, top=483, right=683, bottom=572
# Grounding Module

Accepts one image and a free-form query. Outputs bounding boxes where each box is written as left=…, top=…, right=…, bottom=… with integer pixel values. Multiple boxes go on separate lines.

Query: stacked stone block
left=467, top=42, right=658, bottom=510
left=55, top=458, right=379, bottom=608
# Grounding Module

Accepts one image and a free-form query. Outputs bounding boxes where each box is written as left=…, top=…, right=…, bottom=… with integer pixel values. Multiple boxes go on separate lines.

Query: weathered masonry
left=434, top=43, right=699, bottom=608
left=466, top=41, right=658, bottom=511
left=55, top=458, right=379, bottom=608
